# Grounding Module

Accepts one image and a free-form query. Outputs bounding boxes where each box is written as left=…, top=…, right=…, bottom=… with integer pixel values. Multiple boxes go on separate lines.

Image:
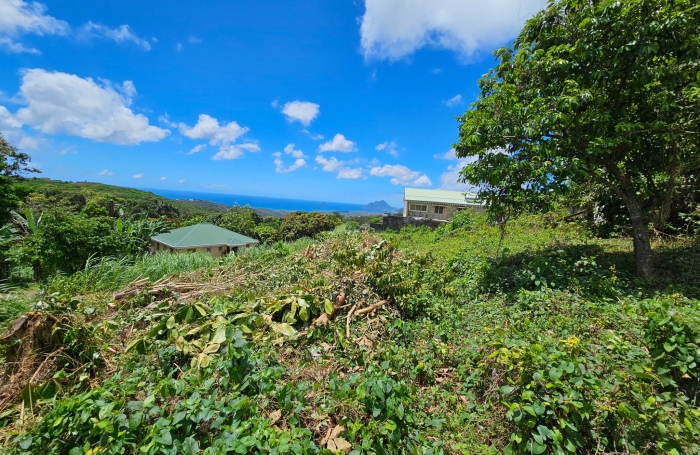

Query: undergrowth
left=0, top=214, right=698, bottom=454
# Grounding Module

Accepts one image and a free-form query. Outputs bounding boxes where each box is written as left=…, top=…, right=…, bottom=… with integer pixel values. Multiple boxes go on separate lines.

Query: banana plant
left=10, top=209, right=43, bottom=236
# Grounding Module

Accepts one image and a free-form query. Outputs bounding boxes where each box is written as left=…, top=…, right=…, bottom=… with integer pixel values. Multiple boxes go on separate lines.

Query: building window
left=156, top=243, right=160, bottom=250
left=206, top=247, right=211, bottom=252
left=434, top=206, right=444, bottom=214
left=409, top=203, right=427, bottom=212
left=218, top=246, right=223, bottom=251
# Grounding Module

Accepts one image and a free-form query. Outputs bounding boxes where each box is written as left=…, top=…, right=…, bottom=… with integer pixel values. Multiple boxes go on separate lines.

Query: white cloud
left=359, top=0, right=544, bottom=61
left=315, top=155, right=364, bottom=179
left=337, top=167, right=364, bottom=179
left=436, top=149, right=479, bottom=190
left=369, top=164, right=432, bottom=186
left=431, top=68, right=443, bottom=74
left=178, top=114, right=247, bottom=144
left=375, top=140, right=398, bottom=157
left=273, top=152, right=306, bottom=173
left=0, top=36, right=39, bottom=53
left=434, top=148, right=457, bottom=160
left=178, top=179, right=186, bottom=183
left=281, top=101, right=320, bottom=126
left=271, top=100, right=278, bottom=108
left=283, top=143, right=306, bottom=159
left=12, top=69, right=168, bottom=145
left=80, top=22, right=150, bottom=50
left=177, top=114, right=258, bottom=160
left=188, top=144, right=206, bottom=154
left=439, top=160, right=478, bottom=191
left=176, top=42, right=182, bottom=52
left=160, top=176, right=166, bottom=180
left=188, top=35, right=201, bottom=44
left=318, top=133, right=355, bottom=153
left=132, top=173, right=144, bottom=178
left=444, top=94, right=463, bottom=107
left=212, top=143, right=260, bottom=160
left=0, top=0, right=68, bottom=35
left=0, top=105, right=39, bottom=149
left=300, top=129, right=323, bottom=140
left=98, top=169, right=113, bottom=176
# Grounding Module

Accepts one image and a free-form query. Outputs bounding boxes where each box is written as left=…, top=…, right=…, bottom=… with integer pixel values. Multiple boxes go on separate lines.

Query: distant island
left=362, top=200, right=400, bottom=213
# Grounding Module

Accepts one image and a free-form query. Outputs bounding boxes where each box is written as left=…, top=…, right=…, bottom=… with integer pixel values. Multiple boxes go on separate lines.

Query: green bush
left=9, top=209, right=129, bottom=279
left=279, top=212, right=336, bottom=241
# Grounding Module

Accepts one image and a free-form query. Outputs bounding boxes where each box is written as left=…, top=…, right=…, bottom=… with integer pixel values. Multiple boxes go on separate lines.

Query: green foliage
left=279, top=212, right=336, bottom=241
left=455, top=0, right=700, bottom=277
left=0, top=134, right=38, bottom=226
left=3, top=216, right=700, bottom=454
left=213, top=204, right=262, bottom=238
left=9, top=209, right=129, bottom=279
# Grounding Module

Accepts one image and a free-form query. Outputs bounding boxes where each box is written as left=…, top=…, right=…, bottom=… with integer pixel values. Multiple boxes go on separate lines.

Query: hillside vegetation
left=1, top=212, right=698, bottom=454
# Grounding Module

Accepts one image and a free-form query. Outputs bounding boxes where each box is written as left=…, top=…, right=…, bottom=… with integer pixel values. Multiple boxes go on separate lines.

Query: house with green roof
left=151, top=223, right=258, bottom=257
left=403, top=188, right=484, bottom=221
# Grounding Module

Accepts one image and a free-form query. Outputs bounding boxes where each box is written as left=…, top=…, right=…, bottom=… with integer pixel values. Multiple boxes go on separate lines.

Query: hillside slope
left=0, top=214, right=699, bottom=454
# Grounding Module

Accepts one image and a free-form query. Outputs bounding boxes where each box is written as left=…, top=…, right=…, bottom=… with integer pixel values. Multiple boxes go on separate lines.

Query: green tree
left=10, top=209, right=128, bottom=279
left=0, top=135, right=39, bottom=226
left=455, top=0, right=700, bottom=277
left=279, top=212, right=335, bottom=241
left=215, top=204, right=261, bottom=238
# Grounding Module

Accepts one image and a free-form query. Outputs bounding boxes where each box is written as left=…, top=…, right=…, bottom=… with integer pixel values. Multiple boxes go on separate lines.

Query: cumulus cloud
left=177, top=114, right=258, bottom=160
left=0, top=104, right=40, bottom=149
left=273, top=152, right=306, bottom=173
left=0, top=0, right=68, bottom=53
left=283, top=143, right=306, bottom=159
left=319, top=133, right=355, bottom=153
left=281, top=101, right=320, bottom=126
left=376, top=141, right=398, bottom=157
left=80, top=22, right=150, bottom=50
left=369, top=164, right=432, bottom=186
left=337, top=167, right=364, bottom=179
left=188, top=144, right=206, bottom=154
left=444, top=94, right=463, bottom=107
left=315, top=155, right=364, bottom=179
left=178, top=179, right=186, bottom=183
left=360, top=0, right=544, bottom=61
left=211, top=143, right=260, bottom=161
left=132, top=173, right=144, bottom=178
left=11, top=69, right=169, bottom=144
left=160, top=176, right=166, bottom=180
left=98, top=169, right=113, bottom=176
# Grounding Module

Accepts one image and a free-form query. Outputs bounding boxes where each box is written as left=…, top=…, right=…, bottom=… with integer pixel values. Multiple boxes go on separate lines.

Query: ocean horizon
left=142, top=188, right=367, bottom=213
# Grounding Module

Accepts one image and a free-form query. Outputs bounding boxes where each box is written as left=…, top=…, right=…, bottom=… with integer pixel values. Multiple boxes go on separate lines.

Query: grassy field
left=0, top=213, right=698, bottom=454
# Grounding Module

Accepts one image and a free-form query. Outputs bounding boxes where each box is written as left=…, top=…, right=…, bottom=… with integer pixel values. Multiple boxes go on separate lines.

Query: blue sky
left=0, top=0, right=544, bottom=207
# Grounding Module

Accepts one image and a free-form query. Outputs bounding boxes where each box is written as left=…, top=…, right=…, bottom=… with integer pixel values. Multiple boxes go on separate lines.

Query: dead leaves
left=321, top=425, right=352, bottom=454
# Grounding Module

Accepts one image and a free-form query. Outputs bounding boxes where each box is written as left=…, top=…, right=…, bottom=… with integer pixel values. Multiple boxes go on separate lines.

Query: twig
left=353, top=300, right=388, bottom=317
left=345, top=304, right=357, bottom=339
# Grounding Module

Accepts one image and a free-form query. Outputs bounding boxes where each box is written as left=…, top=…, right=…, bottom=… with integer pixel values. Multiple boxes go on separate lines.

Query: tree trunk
left=625, top=197, right=655, bottom=278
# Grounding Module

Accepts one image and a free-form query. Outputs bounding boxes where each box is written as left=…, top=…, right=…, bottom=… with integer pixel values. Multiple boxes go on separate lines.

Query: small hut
left=151, top=223, right=258, bottom=257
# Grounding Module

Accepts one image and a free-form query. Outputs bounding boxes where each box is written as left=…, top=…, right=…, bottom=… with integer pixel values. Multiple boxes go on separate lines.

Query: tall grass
left=49, top=252, right=218, bottom=295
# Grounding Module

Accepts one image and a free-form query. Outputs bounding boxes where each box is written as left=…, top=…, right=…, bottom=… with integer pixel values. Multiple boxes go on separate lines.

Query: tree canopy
left=455, top=0, right=700, bottom=277
left=0, top=134, right=39, bottom=225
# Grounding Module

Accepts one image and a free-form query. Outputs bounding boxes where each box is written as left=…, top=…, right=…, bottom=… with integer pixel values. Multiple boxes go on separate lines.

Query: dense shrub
left=279, top=211, right=336, bottom=240
left=9, top=209, right=129, bottom=279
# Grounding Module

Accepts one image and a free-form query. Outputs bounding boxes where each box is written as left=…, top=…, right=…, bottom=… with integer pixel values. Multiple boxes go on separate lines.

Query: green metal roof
left=404, top=188, right=481, bottom=205
left=152, top=224, right=259, bottom=248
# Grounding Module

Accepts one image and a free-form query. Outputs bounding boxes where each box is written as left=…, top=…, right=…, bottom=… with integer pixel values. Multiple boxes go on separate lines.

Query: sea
left=142, top=188, right=366, bottom=213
